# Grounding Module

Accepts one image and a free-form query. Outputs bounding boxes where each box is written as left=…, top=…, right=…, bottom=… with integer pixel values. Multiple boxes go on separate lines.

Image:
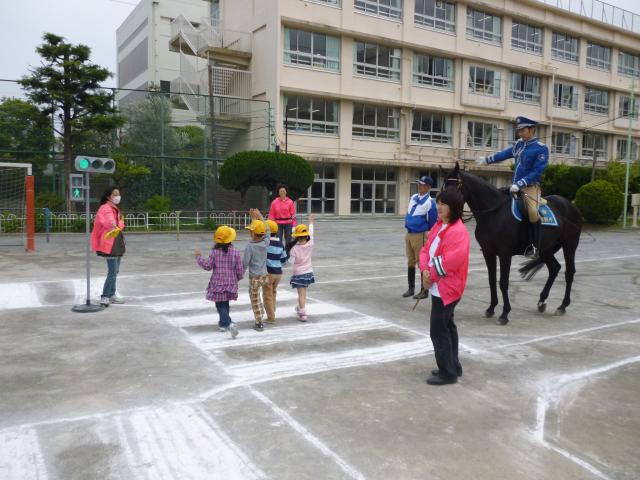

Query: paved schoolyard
left=0, top=218, right=639, bottom=480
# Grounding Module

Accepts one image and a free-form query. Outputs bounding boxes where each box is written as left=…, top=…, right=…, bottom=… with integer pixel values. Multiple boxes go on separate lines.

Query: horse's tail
left=519, top=258, right=545, bottom=281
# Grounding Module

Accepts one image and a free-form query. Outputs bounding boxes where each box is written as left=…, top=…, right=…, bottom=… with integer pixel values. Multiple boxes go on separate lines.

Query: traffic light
left=69, top=174, right=85, bottom=202
left=74, top=156, right=116, bottom=174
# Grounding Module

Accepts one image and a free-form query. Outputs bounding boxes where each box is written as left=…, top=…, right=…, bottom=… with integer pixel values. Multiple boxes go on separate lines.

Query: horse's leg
left=483, top=250, right=499, bottom=318
left=537, top=252, right=561, bottom=313
left=557, top=246, right=577, bottom=314
left=497, top=255, right=512, bottom=325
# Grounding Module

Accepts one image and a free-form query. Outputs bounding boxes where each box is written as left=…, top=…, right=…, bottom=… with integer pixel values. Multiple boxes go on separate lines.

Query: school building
left=116, top=0, right=640, bottom=215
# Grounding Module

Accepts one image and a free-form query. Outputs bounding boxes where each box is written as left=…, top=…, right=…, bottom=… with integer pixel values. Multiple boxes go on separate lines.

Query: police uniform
left=477, top=116, right=549, bottom=256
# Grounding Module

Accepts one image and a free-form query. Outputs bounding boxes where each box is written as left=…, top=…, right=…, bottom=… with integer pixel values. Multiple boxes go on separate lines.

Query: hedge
left=575, top=180, right=624, bottom=224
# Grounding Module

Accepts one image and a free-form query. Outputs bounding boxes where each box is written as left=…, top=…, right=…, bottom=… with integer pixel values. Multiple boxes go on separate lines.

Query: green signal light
left=73, top=188, right=81, bottom=198
left=78, top=158, right=90, bottom=170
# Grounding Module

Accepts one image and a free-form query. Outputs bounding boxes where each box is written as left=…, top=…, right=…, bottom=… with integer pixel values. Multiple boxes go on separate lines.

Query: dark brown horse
left=444, top=163, right=582, bottom=325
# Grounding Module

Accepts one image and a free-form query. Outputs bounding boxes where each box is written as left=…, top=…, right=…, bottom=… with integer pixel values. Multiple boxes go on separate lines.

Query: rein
left=444, top=177, right=509, bottom=222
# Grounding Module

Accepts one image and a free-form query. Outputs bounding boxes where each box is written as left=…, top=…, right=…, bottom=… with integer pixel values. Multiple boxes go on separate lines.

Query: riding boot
left=525, top=221, right=541, bottom=259
left=402, top=267, right=415, bottom=297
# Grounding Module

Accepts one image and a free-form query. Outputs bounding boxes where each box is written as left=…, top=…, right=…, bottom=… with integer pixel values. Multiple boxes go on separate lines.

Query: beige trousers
left=521, top=184, right=542, bottom=223
left=262, top=273, right=282, bottom=322
left=249, top=276, right=267, bottom=324
left=405, top=231, right=426, bottom=267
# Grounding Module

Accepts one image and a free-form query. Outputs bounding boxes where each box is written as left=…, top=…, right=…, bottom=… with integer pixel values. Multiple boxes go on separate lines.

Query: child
left=263, top=219, right=289, bottom=323
left=243, top=208, right=271, bottom=331
left=195, top=225, right=243, bottom=339
left=286, top=215, right=315, bottom=321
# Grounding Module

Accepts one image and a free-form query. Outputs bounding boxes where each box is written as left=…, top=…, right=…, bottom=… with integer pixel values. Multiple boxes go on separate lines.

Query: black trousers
left=429, top=296, right=461, bottom=379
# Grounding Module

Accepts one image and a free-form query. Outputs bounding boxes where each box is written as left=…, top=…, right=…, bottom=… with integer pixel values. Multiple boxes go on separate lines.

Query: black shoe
left=253, top=322, right=264, bottom=331
left=413, top=290, right=429, bottom=300
left=431, top=368, right=463, bottom=377
left=426, top=375, right=458, bottom=385
left=402, top=288, right=415, bottom=298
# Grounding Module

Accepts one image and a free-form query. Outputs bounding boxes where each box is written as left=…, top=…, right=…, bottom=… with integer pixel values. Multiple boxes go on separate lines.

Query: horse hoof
left=485, top=309, right=495, bottom=318
left=496, top=316, right=509, bottom=326
left=537, top=302, right=547, bottom=313
left=555, top=308, right=566, bottom=316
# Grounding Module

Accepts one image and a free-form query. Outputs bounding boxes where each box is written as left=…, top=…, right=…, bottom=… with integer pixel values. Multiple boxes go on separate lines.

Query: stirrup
left=524, top=244, right=539, bottom=259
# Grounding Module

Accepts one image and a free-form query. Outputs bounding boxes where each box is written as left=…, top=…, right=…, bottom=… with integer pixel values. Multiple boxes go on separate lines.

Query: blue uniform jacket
left=405, top=194, right=438, bottom=233
left=486, top=137, right=549, bottom=188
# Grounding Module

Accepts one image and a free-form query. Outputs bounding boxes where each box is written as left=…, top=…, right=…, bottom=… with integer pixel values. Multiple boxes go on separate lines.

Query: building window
left=350, top=166, right=397, bottom=214
left=414, top=0, right=455, bottom=33
left=584, top=88, right=609, bottom=115
left=551, top=32, right=579, bottom=63
left=619, top=95, right=639, bottom=119
left=299, top=164, right=336, bottom=214
left=413, top=53, right=454, bottom=89
left=511, top=21, right=542, bottom=54
left=552, top=132, right=577, bottom=156
left=354, top=0, right=402, bottom=19
left=284, top=95, right=339, bottom=135
left=586, top=42, right=611, bottom=70
left=411, top=111, right=452, bottom=144
left=352, top=104, right=400, bottom=140
left=467, top=120, right=498, bottom=148
left=509, top=72, right=540, bottom=103
left=553, top=83, right=578, bottom=110
left=310, top=0, right=341, bottom=5
left=354, top=41, right=401, bottom=81
left=618, top=51, right=640, bottom=78
left=466, top=9, right=502, bottom=44
left=581, top=133, right=607, bottom=160
left=616, top=139, right=639, bottom=160
left=284, top=28, right=340, bottom=71
left=506, top=122, right=519, bottom=147
left=469, top=66, right=501, bottom=97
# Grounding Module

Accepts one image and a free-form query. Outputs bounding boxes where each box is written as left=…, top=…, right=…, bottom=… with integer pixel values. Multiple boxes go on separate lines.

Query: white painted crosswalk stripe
left=151, top=290, right=298, bottom=313
left=0, top=428, right=49, bottom=480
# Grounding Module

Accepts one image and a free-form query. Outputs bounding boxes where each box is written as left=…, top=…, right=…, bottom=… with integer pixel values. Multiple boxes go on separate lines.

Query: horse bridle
left=443, top=175, right=508, bottom=222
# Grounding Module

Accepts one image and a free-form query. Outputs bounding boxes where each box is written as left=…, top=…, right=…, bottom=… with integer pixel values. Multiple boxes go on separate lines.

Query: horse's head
left=442, top=162, right=463, bottom=191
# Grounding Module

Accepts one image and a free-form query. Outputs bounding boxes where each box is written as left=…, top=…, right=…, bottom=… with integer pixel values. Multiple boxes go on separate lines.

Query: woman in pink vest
left=91, top=187, right=126, bottom=307
left=419, top=188, right=470, bottom=386
left=268, top=184, right=296, bottom=244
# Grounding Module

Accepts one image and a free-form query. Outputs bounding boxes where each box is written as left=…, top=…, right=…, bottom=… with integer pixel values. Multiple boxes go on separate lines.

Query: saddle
left=510, top=196, right=559, bottom=227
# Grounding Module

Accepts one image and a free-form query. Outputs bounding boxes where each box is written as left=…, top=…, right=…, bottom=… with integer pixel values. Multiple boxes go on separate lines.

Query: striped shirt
left=267, top=236, right=288, bottom=274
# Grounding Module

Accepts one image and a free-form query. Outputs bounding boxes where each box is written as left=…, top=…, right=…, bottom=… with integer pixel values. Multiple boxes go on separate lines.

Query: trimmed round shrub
left=219, top=151, right=314, bottom=200
left=575, top=180, right=624, bottom=224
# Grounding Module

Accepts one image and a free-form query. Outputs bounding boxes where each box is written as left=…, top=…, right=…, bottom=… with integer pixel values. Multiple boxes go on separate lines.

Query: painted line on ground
left=0, top=428, right=49, bottom=480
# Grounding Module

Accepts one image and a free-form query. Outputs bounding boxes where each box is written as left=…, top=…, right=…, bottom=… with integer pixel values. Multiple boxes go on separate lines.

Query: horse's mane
left=458, top=171, right=507, bottom=199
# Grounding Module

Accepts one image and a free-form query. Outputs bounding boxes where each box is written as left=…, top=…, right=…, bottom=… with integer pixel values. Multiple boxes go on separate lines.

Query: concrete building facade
left=117, top=0, right=640, bottom=215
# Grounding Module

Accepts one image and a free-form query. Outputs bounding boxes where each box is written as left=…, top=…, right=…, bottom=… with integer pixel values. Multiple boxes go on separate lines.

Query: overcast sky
left=1, top=0, right=639, bottom=99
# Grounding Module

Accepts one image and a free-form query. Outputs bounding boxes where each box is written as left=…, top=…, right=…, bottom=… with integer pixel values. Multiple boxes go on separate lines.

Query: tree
left=219, top=151, right=314, bottom=199
left=0, top=98, right=53, bottom=164
left=120, top=93, right=177, bottom=156
left=18, top=33, right=123, bottom=201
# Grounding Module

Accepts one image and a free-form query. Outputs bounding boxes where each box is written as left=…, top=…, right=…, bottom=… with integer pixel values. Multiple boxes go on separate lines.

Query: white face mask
left=111, top=195, right=121, bottom=205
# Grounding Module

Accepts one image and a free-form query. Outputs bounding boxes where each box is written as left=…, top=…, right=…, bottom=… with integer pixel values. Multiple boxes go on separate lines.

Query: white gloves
left=475, top=156, right=487, bottom=166
left=510, top=184, right=520, bottom=193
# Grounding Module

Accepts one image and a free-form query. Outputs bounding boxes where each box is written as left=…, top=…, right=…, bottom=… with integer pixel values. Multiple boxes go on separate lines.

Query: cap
left=292, top=224, right=310, bottom=237
left=515, top=116, right=538, bottom=130
left=214, top=225, right=236, bottom=244
left=265, top=219, right=278, bottom=234
left=417, top=175, right=433, bottom=186
left=245, top=220, right=266, bottom=236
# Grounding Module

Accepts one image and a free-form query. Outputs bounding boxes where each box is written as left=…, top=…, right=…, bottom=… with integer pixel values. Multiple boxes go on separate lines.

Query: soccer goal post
left=0, top=162, right=35, bottom=251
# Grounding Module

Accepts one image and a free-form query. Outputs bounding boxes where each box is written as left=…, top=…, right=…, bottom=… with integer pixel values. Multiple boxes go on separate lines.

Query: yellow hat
left=245, top=219, right=266, bottom=236
left=292, top=224, right=310, bottom=237
left=213, top=225, right=236, bottom=244
left=265, top=219, right=278, bottom=233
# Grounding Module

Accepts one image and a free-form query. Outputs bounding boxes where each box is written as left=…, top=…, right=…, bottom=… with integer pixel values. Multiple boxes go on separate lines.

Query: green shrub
left=541, top=164, right=592, bottom=200
left=575, top=180, right=624, bottom=224
left=144, top=194, right=171, bottom=213
left=35, top=192, right=66, bottom=211
left=219, top=151, right=314, bottom=200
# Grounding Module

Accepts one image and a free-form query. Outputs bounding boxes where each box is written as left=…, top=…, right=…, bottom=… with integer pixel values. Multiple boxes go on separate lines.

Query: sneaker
left=297, top=308, right=308, bottom=322
left=218, top=326, right=228, bottom=332
left=229, top=323, right=239, bottom=339
left=109, top=296, right=125, bottom=304
left=100, top=296, right=110, bottom=307
left=253, top=322, right=264, bottom=331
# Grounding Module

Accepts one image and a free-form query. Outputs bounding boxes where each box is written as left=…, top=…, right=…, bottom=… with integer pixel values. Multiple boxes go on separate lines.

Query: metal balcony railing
left=536, top=0, right=640, bottom=34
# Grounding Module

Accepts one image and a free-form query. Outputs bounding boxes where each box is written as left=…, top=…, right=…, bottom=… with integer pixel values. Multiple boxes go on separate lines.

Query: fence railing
left=0, top=210, right=253, bottom=234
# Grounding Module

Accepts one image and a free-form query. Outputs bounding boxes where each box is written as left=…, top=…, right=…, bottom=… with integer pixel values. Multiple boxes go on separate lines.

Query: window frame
left=618, top=51, right=640, bottom=78
left=284, top=95, right=340, bottom=135
left=466, top=120, right=499, bottom=149
left=468, top=65, right=501, bottom=97
left=411, top=111, right=452, bottom=145
left=552, top=131, right=577, bottom=156
left=412, top=53, right=454, bottom=90
left=581, top=133, right=607, bottom=160
left=619, top=95, right=639, bottom=120
left=283, top=28, right=341, bottom=72
left=354, top=0, right=403, bottom=20
left=509, top=72, right=541, bottom=104
left=553, top=83, right=578, bottom=110
left=616, top=138, right=639, bottom=160
left=511, top=21, right=542, bottom=55
left=551, top=31, right=579, bottom=64
left=354, top=41, right=402, bottom=81
left=586, top=42, right=611, bottom=70
left=352, top=103, right=400, bottom=140
left=583, top=88, right=609, bottom=115
left=414, top=0, right=456, bottom=33
left=466, top=8, right=502, bottom=44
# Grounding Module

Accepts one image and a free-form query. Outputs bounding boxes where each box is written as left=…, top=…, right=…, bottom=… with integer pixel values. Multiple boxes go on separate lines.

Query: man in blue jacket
left=403, top=175, right=438, bottom=299
left=476, top=116, right=549, bottom=258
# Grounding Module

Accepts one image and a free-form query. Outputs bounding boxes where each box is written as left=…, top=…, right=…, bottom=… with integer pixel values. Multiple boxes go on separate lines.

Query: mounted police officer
left=403, top=175, right=438, bottom=299
left=476, top=116, right=549, bottom=258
